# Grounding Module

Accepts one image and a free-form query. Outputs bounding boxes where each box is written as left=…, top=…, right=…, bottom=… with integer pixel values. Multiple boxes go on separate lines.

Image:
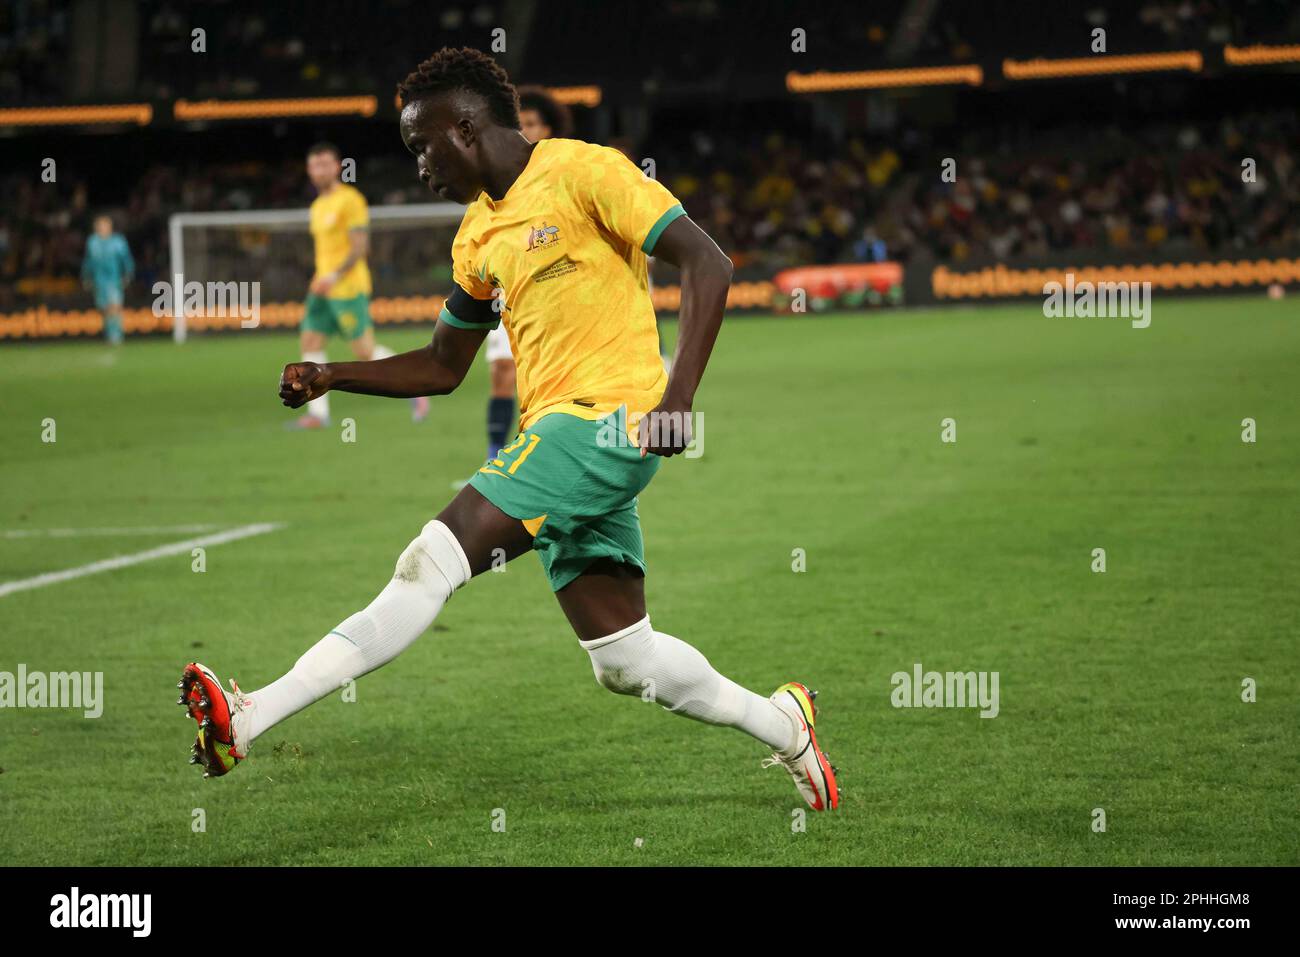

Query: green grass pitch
left=1, top=297, right=1297, bottom=866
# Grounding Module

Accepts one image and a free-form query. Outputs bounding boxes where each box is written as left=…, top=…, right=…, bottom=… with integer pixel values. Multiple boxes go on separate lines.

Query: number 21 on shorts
left=494, top=432, right=541, bottom=475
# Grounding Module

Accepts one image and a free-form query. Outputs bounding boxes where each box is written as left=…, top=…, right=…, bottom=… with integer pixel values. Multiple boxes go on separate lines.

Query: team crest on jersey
left=525, top=222, right=561, bottom=251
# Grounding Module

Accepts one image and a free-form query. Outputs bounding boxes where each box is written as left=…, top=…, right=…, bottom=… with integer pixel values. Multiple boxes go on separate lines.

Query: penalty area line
left=0, top=523, right=286, bottom=598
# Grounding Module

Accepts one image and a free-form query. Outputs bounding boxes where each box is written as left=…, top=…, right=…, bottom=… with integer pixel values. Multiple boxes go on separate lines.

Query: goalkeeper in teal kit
left=81, top=215, right=134, bottom=345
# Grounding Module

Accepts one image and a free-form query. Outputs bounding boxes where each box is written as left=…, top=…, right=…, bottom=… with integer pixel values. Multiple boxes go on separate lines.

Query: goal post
left=166, top=202, right=466, bottom=342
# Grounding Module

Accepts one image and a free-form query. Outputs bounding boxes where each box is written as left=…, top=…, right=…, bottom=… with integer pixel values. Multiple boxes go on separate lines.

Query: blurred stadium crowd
left=2, top=0, right=1298, bottom=309
left=6, top=0, right=1296, bottom=104
left=4, top=107, right=1296, bottom=309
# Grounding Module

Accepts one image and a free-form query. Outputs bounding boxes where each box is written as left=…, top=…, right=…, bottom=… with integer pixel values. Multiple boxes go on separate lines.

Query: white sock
left=243, top=520, right=471, bottom=743
left=580, top=617, right=796, bottom=752
left=371, top=343, right=395, bottom=360
left=302, top=350, right=330, bottom=420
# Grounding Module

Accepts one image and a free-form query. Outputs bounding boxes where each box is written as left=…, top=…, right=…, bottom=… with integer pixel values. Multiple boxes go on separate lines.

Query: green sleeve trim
left=439, top=305, right=499, bottom=331
left=641, top=204, right=686, bottom=254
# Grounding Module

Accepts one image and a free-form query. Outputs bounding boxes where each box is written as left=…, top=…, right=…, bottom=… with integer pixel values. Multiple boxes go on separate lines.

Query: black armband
left=440, top=285, right=500, bottom=329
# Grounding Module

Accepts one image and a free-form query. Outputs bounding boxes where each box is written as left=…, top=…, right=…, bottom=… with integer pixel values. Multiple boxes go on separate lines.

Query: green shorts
left=302, top=293, right=372, bottom=340
left=468, top=407, right=661, bottom=591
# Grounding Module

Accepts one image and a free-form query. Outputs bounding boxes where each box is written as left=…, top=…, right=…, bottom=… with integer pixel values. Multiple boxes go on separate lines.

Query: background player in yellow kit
left=293, top=142, right=428, bottom=428
left=181, top=48, right=838, bottom=812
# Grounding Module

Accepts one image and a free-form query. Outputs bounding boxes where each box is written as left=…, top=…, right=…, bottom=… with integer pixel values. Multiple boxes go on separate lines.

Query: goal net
left=165, top=202, right=465, bottom=342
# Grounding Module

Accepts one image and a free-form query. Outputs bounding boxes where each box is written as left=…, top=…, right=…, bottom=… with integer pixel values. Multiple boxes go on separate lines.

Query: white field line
left=3, top=524, right=224, bottom=539
left=0, top=523, right=285, bottom=598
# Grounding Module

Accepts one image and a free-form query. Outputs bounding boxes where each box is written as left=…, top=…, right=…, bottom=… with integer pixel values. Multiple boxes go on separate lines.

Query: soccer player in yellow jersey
left=180, top=49, right=837, bottom=812
left=472, top=85, right=574, bottom=464
left=293, top=142, right=429, bottom=428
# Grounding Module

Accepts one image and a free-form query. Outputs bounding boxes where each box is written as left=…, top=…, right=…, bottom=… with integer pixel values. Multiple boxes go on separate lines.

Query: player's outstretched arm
left=639, top=215, right=733, bottom=456
left=279, top=320, right=487, bottom=407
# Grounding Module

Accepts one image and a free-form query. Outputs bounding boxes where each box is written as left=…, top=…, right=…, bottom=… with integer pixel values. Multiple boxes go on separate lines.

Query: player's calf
left=179, top=519, right=473, bottom=769
left=578, top=618, right=839, bottom=809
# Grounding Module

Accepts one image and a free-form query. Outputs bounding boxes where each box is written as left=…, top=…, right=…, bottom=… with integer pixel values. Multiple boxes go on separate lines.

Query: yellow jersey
left=442, top=138, right=685, bottom=430
left=309, top=183, right=371, bottom=299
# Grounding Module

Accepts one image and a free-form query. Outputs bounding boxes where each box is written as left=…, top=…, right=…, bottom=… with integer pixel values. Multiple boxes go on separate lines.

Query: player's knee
left=391, top=519, right=472, bottom=595
left=392, top=537, right=435, bottom=589
left=583, top=617, right=656, bottom=696
left=591, top=661, right=646, bottom=696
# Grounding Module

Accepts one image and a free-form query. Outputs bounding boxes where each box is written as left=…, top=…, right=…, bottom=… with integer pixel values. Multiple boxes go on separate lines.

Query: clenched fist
left=279, top=362, right=331, bottom=408
left=638, top=398, right=695, bottom=457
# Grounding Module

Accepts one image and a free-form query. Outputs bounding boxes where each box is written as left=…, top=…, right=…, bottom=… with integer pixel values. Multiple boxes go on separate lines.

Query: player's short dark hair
left=516, top=85, right=573, bottom=138
left=307, top=142, right=341, bottom=160
left=397, top=47, right=520, bottom=129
